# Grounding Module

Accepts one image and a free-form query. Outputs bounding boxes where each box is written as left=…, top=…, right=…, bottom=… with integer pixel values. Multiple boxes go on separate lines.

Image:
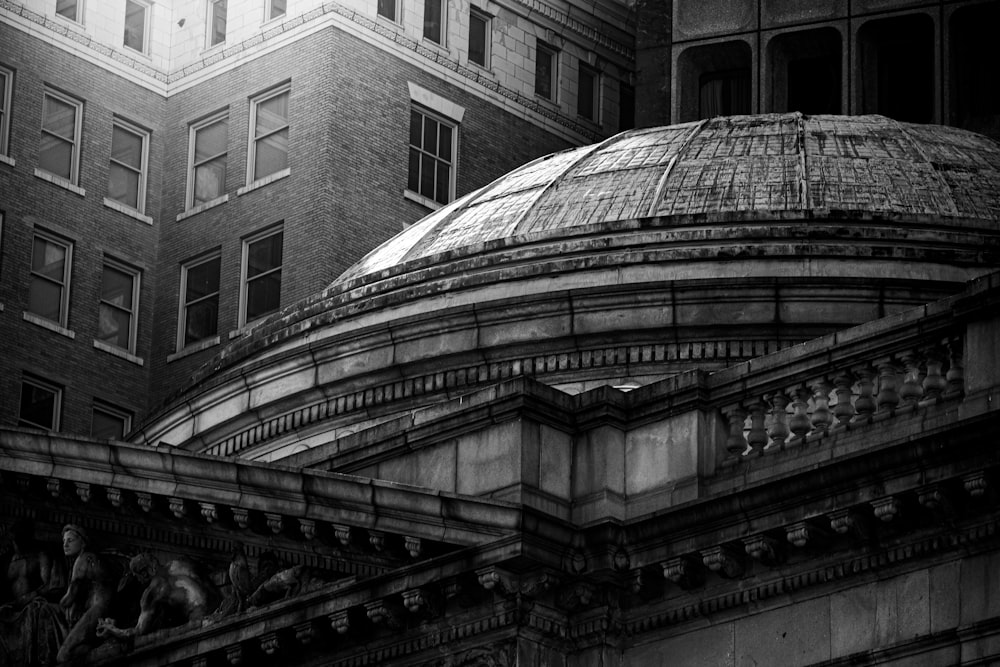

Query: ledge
left=103, top=197, right=153, bottom=225
left=0, top=154, right=14, bottom=167
left=22, top=312, right=74, bottom=339
left=236, top=168, right=290, bottom=196
left=176, top=195, right=229, bottom=222
left=403, top=189, right=443, bottom=211
left=34, top=169, right=85, bottom=197
left=93, top=339, right=145, bottom=366
left=167, top=336, right=221, bottom=362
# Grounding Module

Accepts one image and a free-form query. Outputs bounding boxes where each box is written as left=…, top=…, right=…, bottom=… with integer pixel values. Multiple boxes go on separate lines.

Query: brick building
left=0, top=0, right=633, bottom=433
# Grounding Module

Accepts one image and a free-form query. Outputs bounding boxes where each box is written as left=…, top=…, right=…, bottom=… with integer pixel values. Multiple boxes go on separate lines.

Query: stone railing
left=719, top=334, right=965, bottom=463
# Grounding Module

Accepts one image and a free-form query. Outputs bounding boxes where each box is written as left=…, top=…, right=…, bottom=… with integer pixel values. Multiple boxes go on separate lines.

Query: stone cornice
left=0, top=429, right=521, bottom=547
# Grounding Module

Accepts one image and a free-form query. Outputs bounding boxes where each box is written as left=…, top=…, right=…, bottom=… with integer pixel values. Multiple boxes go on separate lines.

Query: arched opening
left=767, top=27, right=841, bottom=114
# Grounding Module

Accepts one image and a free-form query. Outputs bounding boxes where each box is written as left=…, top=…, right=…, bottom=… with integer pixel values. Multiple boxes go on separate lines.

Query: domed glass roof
left=340, top=113, right=1000, bottom=283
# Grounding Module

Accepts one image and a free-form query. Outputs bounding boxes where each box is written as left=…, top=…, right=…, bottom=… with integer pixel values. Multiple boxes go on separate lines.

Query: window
left=377, top=0, right=396, bottom=21
left=268, top=0, right=286, bottom=20
left=859, top=14, right=933, bottom=123
left=209, top=0, right=227, bottom=47
left=248, top=86, right=289, bottom=183
left=578, top=62, right=600, bottom=121
left=19, top=376, right=62, bottom=430
left=188, top=113, right=228, bottom=207
left=108, top=119, right=149, bottom=212
left=535, top=42, right=557, bottom=101
left=98, top=260, right=139, bottom=353
left=699, top=69, right=750, bottom=118
left=179, top=254, right=221, bottom=348
left=423, top=0, right=443, bottom=44
left=28, top=230, right=72, bottom=327
left=92, top=402, right=131, bottom=440
left=124, top=0, right=150, bottom=53
left=619, top=82, right=635, bottom=130
left=39, top=89, right=83, bottom=184
left=408, top=107, right=455, bottom=205
left=469, top=8, right=490, bottom=68
left=56, top=0, right=81, bottom=22
left=767, top=28, right=841, bottom=115
left=0, top=66, right=12, bottom=157
left=241, top=228, right=283, bottom=326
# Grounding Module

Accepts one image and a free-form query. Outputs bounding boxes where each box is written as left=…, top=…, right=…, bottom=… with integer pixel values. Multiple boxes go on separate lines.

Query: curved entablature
left=133, top=115, right=1000, bottom=458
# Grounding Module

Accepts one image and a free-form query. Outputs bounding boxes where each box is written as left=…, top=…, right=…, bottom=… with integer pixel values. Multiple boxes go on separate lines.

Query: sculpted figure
left=0, top=520, right=68, bottom=666
left=57, top=525, right=114, bottom=664
left=96, top=553, right=218, bottom=640
left=248, top=564, right=317, bottom=607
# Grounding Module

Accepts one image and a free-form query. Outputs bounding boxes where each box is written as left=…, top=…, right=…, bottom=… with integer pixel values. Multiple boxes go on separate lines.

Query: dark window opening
left=699, top=69, right=750, bottom=118
left=768, top=27, right=841, bottom=115
left=677, top=40, right=753, bottom=122
left=858, top=14, right=934, bottom=124
left=951, top=4, right=1000, bottom=138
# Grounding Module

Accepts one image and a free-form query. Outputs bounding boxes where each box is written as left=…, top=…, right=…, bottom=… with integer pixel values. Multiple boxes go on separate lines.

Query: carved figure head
left=128, top=553, right=160, bottom=585
left=61, top=524, right=87, bottom=557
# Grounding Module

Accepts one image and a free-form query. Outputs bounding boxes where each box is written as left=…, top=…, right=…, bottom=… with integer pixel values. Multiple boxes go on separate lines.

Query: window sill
left=534, top=95, right=560, bottom=110
left=167, top=335, right=221, bottom=362
left=104, top=198, right=153, bottom=225
left=34, top=169, right=86, bottom=197
left=176, top=194, right=229, bottom=221
left=0, top=154, right=14, bottom=168
left=123, top=45, right=152, bottom=60
left=403, top=189, right=444, bottom=211
left=237, top=168, right=290, bottom=196
left=93, top=339, right=144, bottom=366
left=420, top=38, right=449, bottom=54
left=23, top=312, right=75, bottom=339
left=53, top=13, right=86, bottom=30
left=375, top=13, right=401, bottom=27
left=201, top=42, right=226, bottom=56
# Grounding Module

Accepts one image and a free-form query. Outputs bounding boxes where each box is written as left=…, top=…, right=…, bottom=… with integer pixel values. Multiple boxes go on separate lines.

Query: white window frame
left=239, top=226, right=283, bottom=328
left=108, top=117, right=150, bottom=213
left=186, top=111, right=229, bottom=209
left=19, top=375, right=62, bottom=431
left=423, top=0, right=445, bottom=45
left=28, top=229, right=73, bottom=327
left=247, top=84, right=291, bottom=186
left=123, top=0, right=152, bottom=54
left=178, top=252, right=222, bottom=351
left=39, top=88, right=83, bottom=185
left=377, top=0, right=398, bottom=22
left=208, top=0, right=227, bottom=47
left=98, top=258, right=140, bottom=354
left=55, top=0, right=83, bottom=23
left=577, top=61, right=601, bottom=122
left=468, top=8, right=491, bottom=68
left=267, top=0, right=286, bottom=21
left=535, top=41, right=558, bottom=101
left=0, top=65, right=12, bottom=157
left=91, top=400, right=132, bottom=440
left=407, top=105, right=458, bottom=207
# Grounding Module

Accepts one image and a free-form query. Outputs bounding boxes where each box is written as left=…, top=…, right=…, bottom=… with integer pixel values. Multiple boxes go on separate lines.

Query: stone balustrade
left=721, top=331, right=966, bottom=463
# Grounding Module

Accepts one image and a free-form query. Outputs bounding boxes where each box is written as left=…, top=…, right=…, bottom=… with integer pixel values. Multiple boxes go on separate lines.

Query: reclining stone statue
left=95, top=552, right=219, bottom=641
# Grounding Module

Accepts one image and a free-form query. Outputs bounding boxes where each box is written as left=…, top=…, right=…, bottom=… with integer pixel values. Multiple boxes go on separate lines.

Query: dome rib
left=646, top=118, right=709, bottom=217
left=890, top=117, right=961, bottom=217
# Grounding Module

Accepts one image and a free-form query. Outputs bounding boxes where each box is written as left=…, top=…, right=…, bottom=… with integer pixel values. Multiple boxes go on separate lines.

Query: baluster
left=745, top=400, right=768, bottom=456
left=831, top=371, right=855, bottom=429
left=853, top=366, right=876, bottom=422
left=921, top=346, right=947, bottom=402
left=723, top=406, right=748, bottom=462
left=876, top=361, right=900, bottom=413
left=788, top=386, right=811, bottom=443
left=898, top=352, right=924, bottom=407
left=765, top=392, right=790, bottom=449
left=945, top=336, right=965, bottom=398
left=808, top=379, right=832, bottom=437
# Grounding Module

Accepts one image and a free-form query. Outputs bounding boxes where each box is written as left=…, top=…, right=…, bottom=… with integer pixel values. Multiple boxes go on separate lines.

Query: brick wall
left=0, top=24, right=164, bottom=434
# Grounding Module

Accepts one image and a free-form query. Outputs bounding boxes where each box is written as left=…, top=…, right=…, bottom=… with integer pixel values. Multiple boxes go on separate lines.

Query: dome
left=135, top=114, right=1000, bottom=459
left=339, top=113, right=1000, bottom=284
